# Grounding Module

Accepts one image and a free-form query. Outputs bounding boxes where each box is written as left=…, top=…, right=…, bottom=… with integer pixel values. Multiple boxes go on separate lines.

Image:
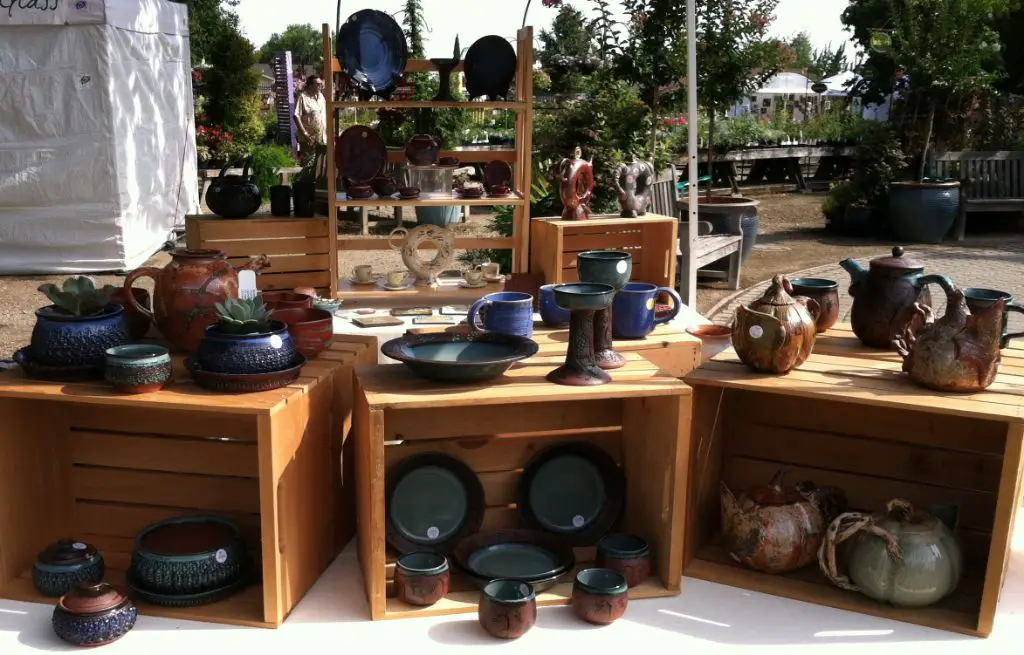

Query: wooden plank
left=217, top=237, right=331, bottom=257
left=381, top=400, right=622, bottom=439
left=74, top=500, right=260, bottom=543
left=337, top=237, right=513, bottom=251
left=71, top=466, right=261, bottom=514
left=67, top=405, right=257, bottom=439
left=67, top=431, right=259, bottom=478
left=228, top=254, right=330, bottom=274
left=256, top=270, right=332, bottom=291
left=562, top=232, right=643, bottom=252
left=195, top=218, right=329, bottom=241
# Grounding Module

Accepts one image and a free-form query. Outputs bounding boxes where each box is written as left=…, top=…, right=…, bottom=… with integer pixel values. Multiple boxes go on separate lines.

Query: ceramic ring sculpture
left=388, top=225, right=455, bottom=287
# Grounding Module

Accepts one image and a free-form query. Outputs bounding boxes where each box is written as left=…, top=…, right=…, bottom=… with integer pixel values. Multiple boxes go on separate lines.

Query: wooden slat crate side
left=381, top=400, right=622, bottom=440
left=71, top=466, right=261, bottom=515
left=67, top=405, right=257, bottom=441
left=255, top=270, right=332, bottom=291
left=215, top=237, right=331, bottom=258
left=562, top=231, right=644, bottom=252
left=67, top=430, right=259, bottom=478
left=229, top=254, right=331, bottom=274
left=195, top=218, right=330, bottom=241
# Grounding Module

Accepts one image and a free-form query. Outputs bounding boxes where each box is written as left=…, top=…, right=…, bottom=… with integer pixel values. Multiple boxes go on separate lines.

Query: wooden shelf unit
left=321, top=24, right=535, bottom=289
left=334, top=191, right=525, bottom=206
left=683, top=347, right=1024, bottom=637
left=0, top=342, right=369, bottom=628
left=530, top=214, right=679, bottom=287
left=353, top=352, right=691, bottom=620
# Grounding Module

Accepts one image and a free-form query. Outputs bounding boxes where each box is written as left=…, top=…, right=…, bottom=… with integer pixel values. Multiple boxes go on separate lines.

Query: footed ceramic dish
left=381, top=332, right=538, bottom=383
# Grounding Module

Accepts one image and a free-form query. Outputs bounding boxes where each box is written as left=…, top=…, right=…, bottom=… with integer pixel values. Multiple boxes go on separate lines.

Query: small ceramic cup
left=385, top=270, right=408, bottom=288
left=478, top=579, right=536, bottom=639
left=571, top=568, right=629, bottom=625
left=464, top=269, right=485, bottom=286
left=964, top=287, right=1024, bottom=347
left=788, top=278, right=840, bottom=333
left=596, top=533, right=652, bottom=588
left=394, top=552, right=450, bottom=607
left=353, top=265, right=374, bottom=283
left=104, top=345, right=172, bottom=394
left=480, top=262, right=501, bottom=278
left=539, top=284, right=571, bottom=328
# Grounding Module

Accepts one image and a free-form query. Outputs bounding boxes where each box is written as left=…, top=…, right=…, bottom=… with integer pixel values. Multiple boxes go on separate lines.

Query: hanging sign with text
left=0, top=0, right=105, bottom=26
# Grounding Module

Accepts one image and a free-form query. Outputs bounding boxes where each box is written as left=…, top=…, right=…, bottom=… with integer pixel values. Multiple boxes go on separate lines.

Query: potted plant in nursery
left=19, top=276, right=131, bottom=378
left=194, top=296, right=299, bottom=375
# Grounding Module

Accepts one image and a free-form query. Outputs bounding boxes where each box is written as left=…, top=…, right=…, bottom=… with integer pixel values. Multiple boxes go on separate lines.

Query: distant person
left=294, top=75, right=326, bottom=159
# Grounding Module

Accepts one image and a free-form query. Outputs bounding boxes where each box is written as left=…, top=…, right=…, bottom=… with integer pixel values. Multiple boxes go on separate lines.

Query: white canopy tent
left=0, top=0, right=198, bottom=274
left=727, top=71, right=815, bottom=118
left=821, top=71, right=859, bottom=97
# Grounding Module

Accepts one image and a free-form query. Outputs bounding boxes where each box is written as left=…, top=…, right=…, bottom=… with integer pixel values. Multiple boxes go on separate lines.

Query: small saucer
left=14, top=348, right=103, bottom=382
left=348, top=277, right=378, bottom=286
left=484, top=275, right=505, bottom=283
left=381, top=283, right=411, bottom=291
left=459, top=280, right=488, bottom=289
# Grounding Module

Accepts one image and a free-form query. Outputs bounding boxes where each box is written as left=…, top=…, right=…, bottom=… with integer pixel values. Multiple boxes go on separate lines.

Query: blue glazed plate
left=380, top=332, right=538, bottom=383
left=338, top=10, right=408, bottom=100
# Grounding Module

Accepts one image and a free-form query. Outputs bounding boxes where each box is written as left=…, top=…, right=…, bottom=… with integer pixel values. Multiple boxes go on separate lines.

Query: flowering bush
left=196, top=124, right=234, bottom=166
left=541, top=0, right=563, bottom=6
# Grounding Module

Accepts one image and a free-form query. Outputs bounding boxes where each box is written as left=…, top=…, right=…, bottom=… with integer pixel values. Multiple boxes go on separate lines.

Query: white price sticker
left=72, top=542, right=88, bottom=551
left=616, top=260, right=627, bottom=274
left=215, top=549, right=228, bottom=564
left=572, top=515, right=586, bottom=528
left=426, top=526, right=440, bottom=540
left=269, top=334, right=283, bottom=349
left=748, top=325, right=764, bottom=339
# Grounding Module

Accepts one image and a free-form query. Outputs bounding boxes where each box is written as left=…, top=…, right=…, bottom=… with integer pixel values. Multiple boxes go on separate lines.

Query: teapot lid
left=744, top=469, right=808, bottom=506
left=751, top=274, right=797, bottom=306
left=37, top=539, right=99, bottom=567
left=58, top=582, right=129, bottom=616
left=869, top=246, right=923, bottom=271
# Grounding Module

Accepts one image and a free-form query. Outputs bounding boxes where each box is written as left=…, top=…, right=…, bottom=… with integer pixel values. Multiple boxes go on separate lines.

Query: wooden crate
left=530, top=214, right=678, bottom=286
left=353, top=352, right=691, bottom=620
left=0, top=342, right=364, bottom=628
left=186, top=213, right=335, bottom=295
left=683, top=348, right=1024, bottom=637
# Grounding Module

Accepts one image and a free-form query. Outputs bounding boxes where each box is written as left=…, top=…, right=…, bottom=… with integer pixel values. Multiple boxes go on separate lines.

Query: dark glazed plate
left=381, top=332, right=538, bottom=383
left=337, top=9, right=408, bottom=100
left=484, top=160, right=513, bottom=187
left=386, top=452, right=485, bottom=554
left=517, top=442, right=625, bottom=545
left=452, top=529, right=575, bottom=592
left=336, top=125, right=388, bottom=185
left=185, top=354, right=306, bottom=394
left=463, top=36, right=517, bottom=101
left=125, top=569, right=252, bottom=607
left=14, top=348, right=102, bottom=382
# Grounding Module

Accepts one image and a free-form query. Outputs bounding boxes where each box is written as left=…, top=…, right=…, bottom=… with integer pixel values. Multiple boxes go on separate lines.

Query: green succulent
left=214, top=296, right=274, bottom=334
left=38, top=276, right=118, bottom=317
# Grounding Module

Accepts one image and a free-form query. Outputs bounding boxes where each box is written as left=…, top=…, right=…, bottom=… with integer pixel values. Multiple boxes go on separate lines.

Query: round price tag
left=616, top=260, right=628, bottom=274
left=426, top=526, right=440, bottom=540
left=269, top=334, right=283, bottom=349
left=646, top=298, right=655, bottom=310
left=572, top=515, right=586, bottom=528
left=215, top=549, right=228, bottom=564
left=72, top=542, right=88, bottom=551
left=748, top=325, right=764, bottom=339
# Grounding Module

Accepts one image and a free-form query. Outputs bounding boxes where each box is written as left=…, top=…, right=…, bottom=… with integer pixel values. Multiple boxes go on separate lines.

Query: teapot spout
left=839, top=258, right=867, bottom=289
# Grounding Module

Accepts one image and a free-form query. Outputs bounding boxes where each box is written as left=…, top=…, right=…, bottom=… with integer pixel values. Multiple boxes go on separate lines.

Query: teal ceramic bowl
left=104, top=344, right=172, bottom=394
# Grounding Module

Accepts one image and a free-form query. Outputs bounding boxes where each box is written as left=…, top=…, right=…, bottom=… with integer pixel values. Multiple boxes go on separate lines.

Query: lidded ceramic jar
left=52, top=582, right=137, bottom=647
left=32, top=540, right=105, bottom=597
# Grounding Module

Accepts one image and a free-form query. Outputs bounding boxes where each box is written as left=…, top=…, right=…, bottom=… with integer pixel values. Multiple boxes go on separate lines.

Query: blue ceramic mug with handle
left=612, top=283, right=682, bottom=339
left=468, top=292, right=535, bottom=338
left=538, top=284, right=571, bottom=328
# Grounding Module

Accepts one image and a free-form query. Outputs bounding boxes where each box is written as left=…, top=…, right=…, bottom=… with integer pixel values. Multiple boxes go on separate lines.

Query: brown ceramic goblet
left=394, top=552, right=450, bottom=607
left=789, top=278, right=840, bottom=333
left=478, top=579, right=536, bottom=639
left=596, top=534, right=651, bottom=588
left=571, top=568, right=629, bottom=625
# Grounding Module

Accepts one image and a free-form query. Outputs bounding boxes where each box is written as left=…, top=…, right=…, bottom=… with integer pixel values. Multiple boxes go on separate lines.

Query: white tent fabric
left=0, top=0, right=198, bottom=274
left=821, top=71, right=859, bottom=96
left=757, top=71, right=813, bottom=95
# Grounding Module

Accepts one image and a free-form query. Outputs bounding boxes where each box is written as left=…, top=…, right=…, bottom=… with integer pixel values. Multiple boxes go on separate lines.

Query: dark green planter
left=887, top=181, right=960, bottom=244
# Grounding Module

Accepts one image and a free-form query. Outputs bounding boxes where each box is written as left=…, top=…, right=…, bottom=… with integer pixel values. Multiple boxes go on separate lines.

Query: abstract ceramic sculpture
left=52, top=582, right=137, bottom=647
left=394, top=552, right=450, bottom=607
left=732, top=275, right=820, bottom=374
left=596, top=534, right=651, bottom=588
left=104, top=344, right=172, bottom=394
left=577, top=251, right=632, bottom=369
left=570, top=568, right=629, bottom=625
left=547, top=283, right=616, bottom=386
left=558, top=147, right=595, bottom=221
left=33, top=540, right=105, bottom=597
left=478, top=579, right=537, bottom=639
left=613, top=160, right=655, bottom=218
left=389, top=225, right=455, bottom=288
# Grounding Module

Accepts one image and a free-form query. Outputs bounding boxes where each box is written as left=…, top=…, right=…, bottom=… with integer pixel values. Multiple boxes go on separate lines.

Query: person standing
left=293, top=75, right=326, bottom=161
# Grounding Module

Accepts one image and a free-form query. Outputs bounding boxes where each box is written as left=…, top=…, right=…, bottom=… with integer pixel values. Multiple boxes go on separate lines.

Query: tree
left=809, top=43, right=849, bottom=81
left=187, top=0, right=241, bottom=67
left=787, top=31, right=814, bottom=71
left=257, top=24, right=323, bottom=69
left=538, top=4, right=594, bottom=95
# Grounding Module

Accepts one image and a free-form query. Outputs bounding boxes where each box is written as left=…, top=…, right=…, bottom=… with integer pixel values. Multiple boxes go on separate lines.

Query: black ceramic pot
left=52, top=582, right=137, bottom=647
left=204, top=158, right=262, bottom=219
left=29, top=304, right=130, bottom=368
left=130, top=516, right=250, bottom=595
left=292, top=181, right=316, bottom=217
left=33, top=540, right=105, bottom=597
left=269, top=185, right=291, bottom=216
left=195, top=322, right=297, bottom=374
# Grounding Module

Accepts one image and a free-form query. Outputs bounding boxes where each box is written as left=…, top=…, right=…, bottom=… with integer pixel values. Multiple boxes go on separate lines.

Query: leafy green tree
left=809, top=43, right=849, bottom=81
left=787, top=31, right=814, bottom=71
left=257, top=24, right=323, bottom=69
left=538, top=4, right=595, bottom=95
left=187, top=0, right=241, bottom=68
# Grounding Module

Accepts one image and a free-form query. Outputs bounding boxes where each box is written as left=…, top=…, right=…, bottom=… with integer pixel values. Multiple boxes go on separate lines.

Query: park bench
left=932, top=151, right=1024, bottom=241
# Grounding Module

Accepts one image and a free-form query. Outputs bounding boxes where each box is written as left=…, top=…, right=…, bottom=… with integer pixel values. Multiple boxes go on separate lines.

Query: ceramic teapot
left=720, top=468, right=846, bottom=574
left=732, top=274, right=819, bottom=374
left=406, top=134, right=441, bottom=166
left=893, top=285, right=1005, bottom=392
left=840, top=246, right=955, bottom=349
left=818, top=499, right=962, bottom=608
left=613, top=159, right=655, bottom=218
left=204, top=157, right=262, bottom=219
left=558, top=147, right=595, bottom=221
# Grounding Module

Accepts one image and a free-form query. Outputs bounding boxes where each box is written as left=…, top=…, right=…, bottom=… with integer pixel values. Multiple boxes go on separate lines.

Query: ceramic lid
left=869, top=246, right=924, bottom=271
left=58, top=582, right=128, bottom=616
left=744, top=469, right=811, bottom=506
left=750, top=274, right=798, bottom=307
left=37, top=540, right=99, bottom=567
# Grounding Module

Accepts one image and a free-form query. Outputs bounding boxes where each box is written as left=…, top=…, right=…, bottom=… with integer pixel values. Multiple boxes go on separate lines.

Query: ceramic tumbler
left=964, top=287, right=1024, bottom=346
left=539, top=284, right=571, bottom=327
left=612, top=283, right=682, bottom=339
left=468, top=292, right=534, bottom=338
left=570, top=568, right=629, bottom=625
left=394, top=552, right=450, bottom=607
left=789, top=278, right=840, bottom=333
left=478, top=579, right=536, bottom=639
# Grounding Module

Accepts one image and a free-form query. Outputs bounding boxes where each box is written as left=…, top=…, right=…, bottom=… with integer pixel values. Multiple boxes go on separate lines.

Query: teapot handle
left=818, top=511, right=902, bottom=593
left=794, top=295, right=820, bottom=322
left=914, top=273, right=955, bottom=295
left=217, top=160, right=234, bottom=180
left=240, top=155, right=253, bottom=181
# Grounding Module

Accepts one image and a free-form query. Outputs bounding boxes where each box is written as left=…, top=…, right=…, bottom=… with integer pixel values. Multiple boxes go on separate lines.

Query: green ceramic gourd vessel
left=818, top=499, right=962, bottom=608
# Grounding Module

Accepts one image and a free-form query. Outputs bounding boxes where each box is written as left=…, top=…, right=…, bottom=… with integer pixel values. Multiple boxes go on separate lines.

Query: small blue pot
left=29, top=304, right=130, bottom=368
left=105, top=344, right=172, bottom=394
left=539, top=284, right=571, bottom=327
left=52, top=582, right=137, bottom=647
left=468, top=292, right=534, bottom=338
left=416, top=205, right=461, bottom=227
left=32, top=540, right=105, bottom=597
left=195, top=321, right=297, bottom=374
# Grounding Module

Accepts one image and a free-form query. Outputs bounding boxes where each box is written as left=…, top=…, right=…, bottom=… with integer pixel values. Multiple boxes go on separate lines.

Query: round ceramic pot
left=270, top=307, right=334, bottom=357
left=577, top=251, right=632, bottom=291
left=29, top=304, right=131, bottom=368
left=478, top=579, right=536, bottom=639
left=130, top=516, right=250, bottom=595
left=570, top=568, right=629, bottom=625
left=888, top=181, right=960, bottom=244
left=195, top=322, right=297, bottom=374
left=52, top=582, right=137, bottom=647
left=104, top=344, right=172, bottom=394
left=261, top=291, right=313, bottom=310
left=109, top=287, right=152, bottom=340
left=596, top=534, right=651, bottom=588
left=788, top=278, right=840, bottom=333
left=539, top=284, right=571, bottom=328
left=394, top=552, right=450, bottom=607
left=32, top=540, right=105, bottom=597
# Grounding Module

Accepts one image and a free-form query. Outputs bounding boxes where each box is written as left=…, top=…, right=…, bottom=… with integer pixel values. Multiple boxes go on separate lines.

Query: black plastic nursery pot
left=269, top=185, right=291, bottom=216
left=291, top=181, right=316, bottom=218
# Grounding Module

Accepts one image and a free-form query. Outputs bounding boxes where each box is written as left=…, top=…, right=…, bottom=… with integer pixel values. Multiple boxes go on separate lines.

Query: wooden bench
left=651, top=166, right=742, bottom=306
left=932, top=151, right=1024, bottom=240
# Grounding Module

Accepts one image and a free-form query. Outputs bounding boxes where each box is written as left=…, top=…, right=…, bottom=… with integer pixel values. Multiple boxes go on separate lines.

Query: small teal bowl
left=104, top=344, right=171, bottom=394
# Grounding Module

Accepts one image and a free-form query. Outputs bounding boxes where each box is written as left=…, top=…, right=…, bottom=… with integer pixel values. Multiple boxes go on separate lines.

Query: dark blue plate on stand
left=380, top=332, right=538, bottom=383
left=338, top=9, right=408, bottom=100
left=463, top=35, right=517, bottom=101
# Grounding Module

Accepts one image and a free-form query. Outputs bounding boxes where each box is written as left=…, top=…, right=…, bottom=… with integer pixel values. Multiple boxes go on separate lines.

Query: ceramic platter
left=484, top=160, right=513, bottom=187
left=452, top=528, right=575, bottom=592
left=386, top=452, right=485, bottom=554
left=335, top=126, right=387, bottom=185
left=517, top=441, right=625, bottom=545
left=337, top=9, right=408, bottom=100
left=463, top=35, right=517, bottom=101
left=380, top=332, right=538, bottom=383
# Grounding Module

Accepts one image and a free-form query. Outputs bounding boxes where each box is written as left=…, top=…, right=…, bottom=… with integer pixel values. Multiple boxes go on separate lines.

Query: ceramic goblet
left=577, top=251, right=633, bottom=370
left=547, top=283, right=616, bottom=386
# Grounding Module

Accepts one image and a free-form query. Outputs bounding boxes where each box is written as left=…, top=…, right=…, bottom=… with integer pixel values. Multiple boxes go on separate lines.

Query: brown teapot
left=894, top=285, right=1006, bottom=392
left=721, top=469, right=847, bottom=574
left=840, top=246, right=955, bottom=349
left=558, top=147, right=595, bottom=221
left=732, top=274, right=819, bottom=374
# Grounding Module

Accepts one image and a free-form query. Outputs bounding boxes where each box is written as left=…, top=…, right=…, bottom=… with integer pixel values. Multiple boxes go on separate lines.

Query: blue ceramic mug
left=468, top=292, right=534, bottom=338
left=612, top=283, right=682, bottom=339
left=539, top=284, right=571, bottom=328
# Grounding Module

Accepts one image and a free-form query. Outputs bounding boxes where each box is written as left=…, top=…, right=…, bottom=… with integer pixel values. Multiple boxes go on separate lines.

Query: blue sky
left=235, top=0, right=853, bottom=55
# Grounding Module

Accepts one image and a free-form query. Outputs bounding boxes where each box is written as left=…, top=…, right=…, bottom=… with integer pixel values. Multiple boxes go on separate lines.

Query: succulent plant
left=214, top=296, right=274, bottom=334
left=38, top=276, right=119, bottom=317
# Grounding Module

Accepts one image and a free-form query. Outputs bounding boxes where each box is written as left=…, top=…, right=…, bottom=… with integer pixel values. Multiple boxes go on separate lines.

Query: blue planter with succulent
left=195, top=296, right=298, bottom=374
left=27, top=276, right=130, bottom=369
left=32, top=540, right=105, bottom=597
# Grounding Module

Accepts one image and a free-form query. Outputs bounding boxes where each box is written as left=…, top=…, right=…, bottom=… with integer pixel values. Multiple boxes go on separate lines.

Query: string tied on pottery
left=818, top=498, right=908, bottom=592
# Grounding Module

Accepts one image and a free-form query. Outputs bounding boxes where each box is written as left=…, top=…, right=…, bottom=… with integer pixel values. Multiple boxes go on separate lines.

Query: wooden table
left=353, top=352, right=692, bottom=620
left=683, top=343, right=1024, bottom=637
left=0, top=340, right=371, bottom=628
left=679, top=146, right=857, bottom=194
